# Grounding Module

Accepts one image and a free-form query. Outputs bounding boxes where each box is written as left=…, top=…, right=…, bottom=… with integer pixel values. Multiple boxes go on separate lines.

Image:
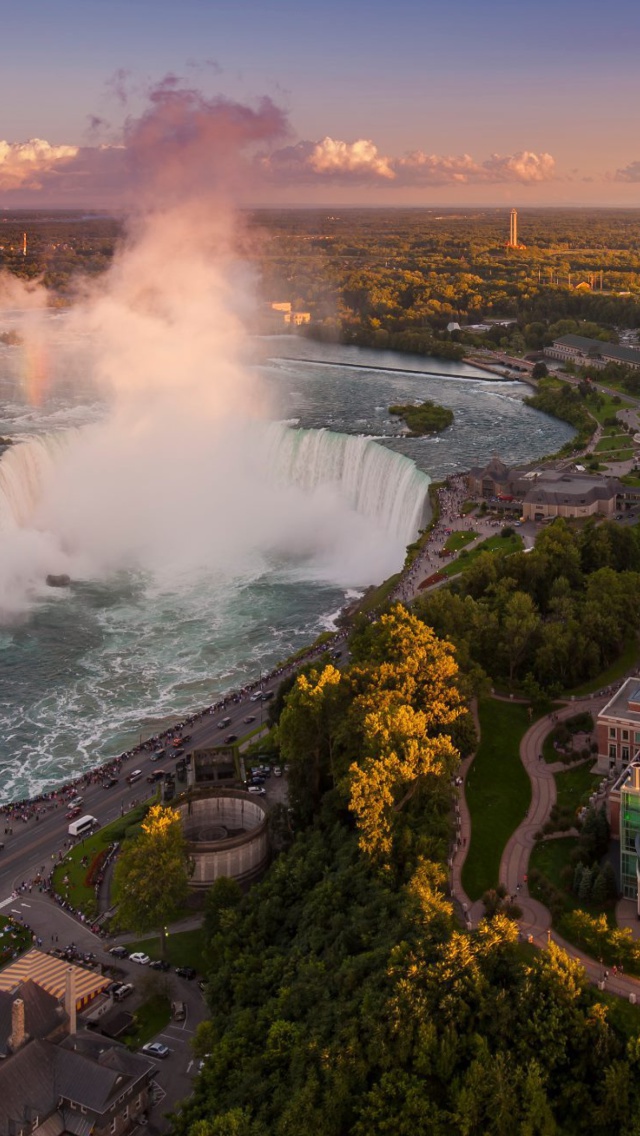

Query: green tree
left=113, top=804, right=190, bottom=954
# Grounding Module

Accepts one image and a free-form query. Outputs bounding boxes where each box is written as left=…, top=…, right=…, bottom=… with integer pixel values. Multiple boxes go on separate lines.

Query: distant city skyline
left=2, top=0, right=640, bottom=208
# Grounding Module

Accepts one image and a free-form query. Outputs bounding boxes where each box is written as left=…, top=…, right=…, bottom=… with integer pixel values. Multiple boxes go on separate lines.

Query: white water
left=0, top=420, right=430, bottom=618
left=264, top=423, right=429, bottom=540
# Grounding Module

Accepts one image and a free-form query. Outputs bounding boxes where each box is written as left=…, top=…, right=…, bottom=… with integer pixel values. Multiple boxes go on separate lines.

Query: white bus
left=68, top=814, right=98, bottom=838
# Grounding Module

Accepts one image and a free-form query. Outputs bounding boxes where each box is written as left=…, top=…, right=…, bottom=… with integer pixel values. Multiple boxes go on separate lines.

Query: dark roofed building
left=545, top=334, right=640, bottom=370
left=0, top=979, right=67, bottom=1056
left=466, top=456, right=517, bottom=499
left=0, top=1035, right=153, bottom=1136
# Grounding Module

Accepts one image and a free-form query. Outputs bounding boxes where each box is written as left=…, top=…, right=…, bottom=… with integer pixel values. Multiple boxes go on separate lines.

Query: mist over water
left=0, top=84, right=575, bottom=800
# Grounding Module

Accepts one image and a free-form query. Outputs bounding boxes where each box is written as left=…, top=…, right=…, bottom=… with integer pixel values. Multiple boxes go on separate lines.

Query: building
left=596, top=679, right=640, bottom=776
left=0, top=1033, right=153, bottom=1136
left=465, top=459, right=625, bottom=520
left=607, top=762, right=640, bottom=908
left=545, top=334, right=640, bottom=371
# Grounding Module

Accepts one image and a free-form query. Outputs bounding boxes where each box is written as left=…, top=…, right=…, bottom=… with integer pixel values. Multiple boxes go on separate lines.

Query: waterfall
left=0, top=434, right=70, bottom=533
left=0, top=424, right=430, bottom=556
left=264, top=423, right=430, bottom=542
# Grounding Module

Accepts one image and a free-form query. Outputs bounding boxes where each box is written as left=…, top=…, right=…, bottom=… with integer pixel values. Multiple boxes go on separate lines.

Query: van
left=113, top=983, right=134, bottom=1002
left=218, top=717, right=231, bottom=729
left=126, top=769, right=142, bottom=784
left=68, top=814, right=98, bottom=838
left=171, top=1001, right=186, bottom=1021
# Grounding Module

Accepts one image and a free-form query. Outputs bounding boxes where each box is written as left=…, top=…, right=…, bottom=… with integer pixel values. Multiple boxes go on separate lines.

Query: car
left=261, top=690, right=274, bottom=701
left=171, top=1000, right=186, bottom=1020
left=250, top=692, right=263, bottom=702
left=248, top=785, right=266, bottom=795
left=273, top=767, right=282, bottom=777
left=66, top=806, right=82, bottom=820
left=150, top=750, right=164, bottom=762
left=113, top=983, right=134, bottom=1001
left=108, top=945, right=129, bottom=959
left=142, top=1041, right=170, bottom=1059
left=175, top=966, right=196, bottom=980
left=147, top=769, right=165, bottom=782
left=102, top=777, right=118, bottom=788
left=225, top=734, right=238, bottom=744
left=129, top=952, right=150, bottom=966
left=243, top=715, right=256, bottom=724
left=149, top=959, right=171, bottom=972
left=173, top=746, right=185, bottom=756
left=217, top=717, right=231, bottom=729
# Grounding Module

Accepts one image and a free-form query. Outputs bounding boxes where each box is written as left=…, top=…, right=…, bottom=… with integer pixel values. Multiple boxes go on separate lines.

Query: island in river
left=389, top=399, right=454, bottom=436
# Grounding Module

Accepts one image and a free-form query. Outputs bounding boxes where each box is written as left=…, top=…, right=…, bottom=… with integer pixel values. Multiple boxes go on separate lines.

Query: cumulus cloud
left=613, top=160, right=640, bottom=182
left=0, top=100, right=556, bottom=204
left=262, top=138, right=556, bottom=187
left=0, top=138, right=78, bottom=191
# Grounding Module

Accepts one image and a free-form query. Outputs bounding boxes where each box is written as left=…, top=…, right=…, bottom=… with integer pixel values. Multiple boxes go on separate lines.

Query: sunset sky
left=2, top=0, right=640, bottom=208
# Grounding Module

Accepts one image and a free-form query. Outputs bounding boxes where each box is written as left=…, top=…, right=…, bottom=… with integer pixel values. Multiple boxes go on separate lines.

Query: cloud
left=0, top=139, right=78, bottom=191
left=262, top=138, right=556, bottom=187
left=613, top=160, right=640, bottom=182
left=0, top=94, right=556, bottom=206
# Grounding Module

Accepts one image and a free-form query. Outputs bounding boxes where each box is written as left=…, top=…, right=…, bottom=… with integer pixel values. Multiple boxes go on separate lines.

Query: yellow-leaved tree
left=113, top=804, right=191, bottom=955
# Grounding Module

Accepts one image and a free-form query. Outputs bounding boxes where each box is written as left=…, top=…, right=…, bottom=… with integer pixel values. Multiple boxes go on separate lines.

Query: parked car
left=113, top=983, right=134, bottom=1001
left=175, top=966, right=196, bottom=980
left=149, top=959, right=171, bottom=972
left=248, top=786, right=266, bottom=795
left=171, top=1000, right=186, bottom=1020
left=108, top=945, right=129, bottom=959
left=129, top=952, right=150, bottom=965
left=142, top=1041, right=170, bottom=1058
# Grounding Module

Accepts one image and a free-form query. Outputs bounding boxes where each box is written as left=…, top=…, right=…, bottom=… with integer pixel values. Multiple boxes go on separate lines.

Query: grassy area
left=444, top=528, right=477, bottom=552
left=587, top=391, right=632, bottom=426
left=127, top=927, right=207, bottom=972
left=596, top=990, right=640, bottom=1038
left=439, top=532, right=523, bottom=579
left=462, top=699, right=538, bottom=900
left=600, top=449, right=634, bottom=464
left=0, top=916, right=33, bottom=964
left=461, top=500, right=476, bottom=515
left=595, top=435, right=632, bottom=452
left=122, top=994, right=172, bottom=1048
left=52, top=802, right=150, bottom=918
left=356, top=572, right=401, bottom=615
left=564, top=637, right=640, bottom=697
left=529, top=836, right=617, bottom=934
left=555, top=763, right=600, bottom=815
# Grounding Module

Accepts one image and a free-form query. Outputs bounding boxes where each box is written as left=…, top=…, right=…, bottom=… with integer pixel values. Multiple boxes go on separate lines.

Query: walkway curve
left=498, top=694, right=640, bottom=999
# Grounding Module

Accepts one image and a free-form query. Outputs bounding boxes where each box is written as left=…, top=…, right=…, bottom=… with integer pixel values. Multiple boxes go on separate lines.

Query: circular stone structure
left=178, top=789, right=269, bottom=888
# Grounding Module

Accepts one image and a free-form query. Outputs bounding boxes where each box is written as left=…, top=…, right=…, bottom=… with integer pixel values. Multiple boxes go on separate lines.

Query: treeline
left=415, top=517, right=640, bottom=694
left=179, top=607, right=640, bottom=1136
left=524, top=377, right=599, bottom=453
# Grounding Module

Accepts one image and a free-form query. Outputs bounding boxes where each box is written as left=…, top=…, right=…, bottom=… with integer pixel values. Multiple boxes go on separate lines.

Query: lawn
left=440, top=532, right=523, bottom=579
left=595, top=436, right=633, bottom=453
left=444, top=528, right=477, bottom=552
left=127, top=927, right=207, bottom=973
left=52, top=802, right=150, bottom=918
left=462, top=698, right=538, bottom=900
left=600, top=449, right=634, bottom=464
left=529, top=835, right=617, bottom=935
left=0, top=916, right=33, bottom=964
left=586, top=391, right=632, bottom=426
left=356, top=572, right=402, bottom=614
left=122, top=994, right=172, bottom=1048
left=564, top=637, right=640, bottom=697
left=529, top=835, right=580, bottom=893
left=555, top=763, right=600, bottom=816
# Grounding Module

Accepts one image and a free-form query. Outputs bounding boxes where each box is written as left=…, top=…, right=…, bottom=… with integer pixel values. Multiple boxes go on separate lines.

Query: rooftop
left=0, top=951, right=110, bottom=1009
left=600, top=678, right=640, bottom=725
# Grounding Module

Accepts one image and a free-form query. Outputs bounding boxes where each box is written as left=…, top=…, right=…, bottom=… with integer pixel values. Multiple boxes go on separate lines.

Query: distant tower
left=509, top=209, right=518, bottom=248
left=22, top=232, right=27, bottom=257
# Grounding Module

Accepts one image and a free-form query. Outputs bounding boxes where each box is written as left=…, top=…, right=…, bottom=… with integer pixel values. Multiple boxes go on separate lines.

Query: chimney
left=65, top=967, right=77, bottom=1035
left=10, top=998, right=26, bottom=1052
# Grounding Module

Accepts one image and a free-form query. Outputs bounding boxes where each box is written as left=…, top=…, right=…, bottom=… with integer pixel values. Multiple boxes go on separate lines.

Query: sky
left=1, top=0, right=640, bottom=208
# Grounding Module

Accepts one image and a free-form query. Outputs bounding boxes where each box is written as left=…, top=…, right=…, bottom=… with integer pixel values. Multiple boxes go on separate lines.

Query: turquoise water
left=0, top=334, right=572, bottom=801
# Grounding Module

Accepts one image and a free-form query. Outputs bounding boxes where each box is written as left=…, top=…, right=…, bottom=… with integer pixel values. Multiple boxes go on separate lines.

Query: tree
left=113, top=804, right=191, bottom=954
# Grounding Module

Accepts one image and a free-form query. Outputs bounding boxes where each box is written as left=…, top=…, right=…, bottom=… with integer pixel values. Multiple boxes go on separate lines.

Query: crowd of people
left=392, top=474, right=473, bottom=603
